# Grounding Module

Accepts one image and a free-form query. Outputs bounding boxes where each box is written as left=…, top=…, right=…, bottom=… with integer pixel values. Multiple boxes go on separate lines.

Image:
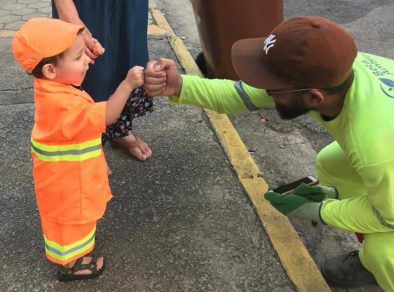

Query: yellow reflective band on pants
left=44, top=226, right=96, bottom=264
left=31, top=137, right=102, bottom=161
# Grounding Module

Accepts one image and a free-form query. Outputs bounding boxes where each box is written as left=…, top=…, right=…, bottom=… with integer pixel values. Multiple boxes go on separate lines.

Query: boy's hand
left=105, top=66, right=145, bottom=125
left=126, top=66, right=145, bottom=89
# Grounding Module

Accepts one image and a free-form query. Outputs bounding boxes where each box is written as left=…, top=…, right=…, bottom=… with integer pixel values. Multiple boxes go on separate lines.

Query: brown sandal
left=57, top=256, right=105, bottom=282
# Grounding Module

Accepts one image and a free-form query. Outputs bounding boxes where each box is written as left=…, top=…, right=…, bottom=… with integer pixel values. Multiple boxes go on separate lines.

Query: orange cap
left=12, top=18, right=84, bottom=71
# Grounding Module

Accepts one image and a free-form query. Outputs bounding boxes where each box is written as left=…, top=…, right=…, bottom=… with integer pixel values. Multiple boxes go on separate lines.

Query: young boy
left=12, top=18, right=144, bottom=281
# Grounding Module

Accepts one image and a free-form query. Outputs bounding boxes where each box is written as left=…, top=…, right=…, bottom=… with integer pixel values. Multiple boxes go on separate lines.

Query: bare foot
left=113, top=134, right=152, bottom=161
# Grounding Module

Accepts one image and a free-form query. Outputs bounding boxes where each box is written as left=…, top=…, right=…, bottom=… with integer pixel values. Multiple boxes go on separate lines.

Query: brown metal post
left=191, top=0, right=283, bottom=79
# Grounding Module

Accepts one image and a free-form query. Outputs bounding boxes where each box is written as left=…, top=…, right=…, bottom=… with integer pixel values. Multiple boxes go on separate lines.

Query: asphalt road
left=1, top=0, right=392, bottom=290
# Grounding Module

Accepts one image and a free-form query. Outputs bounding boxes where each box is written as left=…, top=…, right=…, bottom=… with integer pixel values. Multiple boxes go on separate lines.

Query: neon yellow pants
left=316, top=141, right=394, bottom=292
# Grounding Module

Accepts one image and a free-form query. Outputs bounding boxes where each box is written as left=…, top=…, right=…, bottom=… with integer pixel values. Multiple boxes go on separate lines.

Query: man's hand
left=264, top=190, right=323, bottom=223
left=264, top=183, right=338, bottom=225
left=144, top=58, right=182, bottom=97
left=263, top=182, right=339, bottom=223
left=292, top=183, right=338, bottom=200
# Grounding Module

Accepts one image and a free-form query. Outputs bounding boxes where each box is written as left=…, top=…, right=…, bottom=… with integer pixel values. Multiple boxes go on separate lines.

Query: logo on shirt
left=360, top=53, right=394, bottom=98
left=379, top=78, right=394, bottom=98
left=263, top=35, right=276, bottom=55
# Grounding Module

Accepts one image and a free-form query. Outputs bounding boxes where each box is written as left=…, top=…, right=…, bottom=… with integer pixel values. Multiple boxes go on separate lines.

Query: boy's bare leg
left=114, top=134, right=152, bottom=161
left=104, top=157, right=112, bottom=176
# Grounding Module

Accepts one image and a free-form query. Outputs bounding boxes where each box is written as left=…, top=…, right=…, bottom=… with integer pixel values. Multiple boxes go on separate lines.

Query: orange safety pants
left=41, top=217, right=96, bottom=265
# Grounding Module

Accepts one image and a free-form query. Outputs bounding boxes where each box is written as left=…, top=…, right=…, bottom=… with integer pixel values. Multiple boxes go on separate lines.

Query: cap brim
left=231, top=37, right=291, bottom=89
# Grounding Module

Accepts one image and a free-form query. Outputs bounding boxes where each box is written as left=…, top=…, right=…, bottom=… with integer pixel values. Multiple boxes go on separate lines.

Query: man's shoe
left=321, top=250, right=378, bottom=288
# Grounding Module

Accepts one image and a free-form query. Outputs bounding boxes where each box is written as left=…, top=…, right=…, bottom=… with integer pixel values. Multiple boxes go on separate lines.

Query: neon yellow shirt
left=171, top=52, right=394, bottom=233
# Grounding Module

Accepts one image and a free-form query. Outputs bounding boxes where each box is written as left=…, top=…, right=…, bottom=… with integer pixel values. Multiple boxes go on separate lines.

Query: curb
left=150, top=6, right=331, bottom=292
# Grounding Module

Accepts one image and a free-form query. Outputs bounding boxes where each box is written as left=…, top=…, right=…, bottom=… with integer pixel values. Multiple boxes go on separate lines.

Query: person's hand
left=144, top=58, right=182, bottom=97
left=125, top=66, right=145, bottom=89
left=291, top=182, right=338, bottom=201
left=265, top=190, right=317, bottom=214
left=52, top=0, right=104, bottom=62
left=82, top=30, right=105, bottom=63
left=264, top=190, right=323, bottom=223
left=264, top=183, right=337, bottom=225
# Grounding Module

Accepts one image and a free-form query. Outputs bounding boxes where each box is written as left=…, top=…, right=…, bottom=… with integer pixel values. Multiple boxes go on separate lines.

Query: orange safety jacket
left=31, top=78, right=112, bottom=225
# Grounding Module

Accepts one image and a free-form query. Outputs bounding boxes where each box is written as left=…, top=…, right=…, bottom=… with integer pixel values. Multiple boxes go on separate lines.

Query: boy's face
left=52, top=34, right=91, bottom=86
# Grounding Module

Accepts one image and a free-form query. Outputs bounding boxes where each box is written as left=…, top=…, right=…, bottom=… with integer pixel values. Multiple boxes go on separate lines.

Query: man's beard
left=275, top=96, right=310, bottom=120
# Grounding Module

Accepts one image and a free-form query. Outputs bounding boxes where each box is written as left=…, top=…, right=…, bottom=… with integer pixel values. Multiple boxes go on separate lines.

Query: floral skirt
left=104, top=86, right=153, bottom=141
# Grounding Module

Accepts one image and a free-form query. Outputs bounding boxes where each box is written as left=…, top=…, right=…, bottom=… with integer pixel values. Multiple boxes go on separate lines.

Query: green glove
left=264, top=190, right=322, bottom=223
left=292, top=182, right=338, bottom=201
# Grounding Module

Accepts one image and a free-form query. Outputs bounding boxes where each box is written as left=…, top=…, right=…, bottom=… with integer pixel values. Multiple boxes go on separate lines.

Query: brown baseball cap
left=12, top=18, right=84, bottom=71
left=231, top=16, right=357, bottom=89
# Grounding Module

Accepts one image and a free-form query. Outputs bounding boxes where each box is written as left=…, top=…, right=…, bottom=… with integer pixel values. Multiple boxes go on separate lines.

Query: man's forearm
left=170, top=75, right=270, bottom=114
left=321, top=196, right=394, bottom=233
left=53, top=0, right=84, bottom=26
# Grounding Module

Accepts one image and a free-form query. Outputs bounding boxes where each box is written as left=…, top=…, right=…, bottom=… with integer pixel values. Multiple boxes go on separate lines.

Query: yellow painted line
left=151, top=8, right=330, bottom=292
left=148, top=24, right=169, bottom=36
left=150, top=7, right=175, bottom=36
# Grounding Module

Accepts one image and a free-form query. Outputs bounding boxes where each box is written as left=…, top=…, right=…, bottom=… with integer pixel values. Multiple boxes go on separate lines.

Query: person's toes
left=139, top=142, right=152, bottom=158
left=128, top=146, right=147, bottom=161
left=145, top=148, right=152, bottom=158
left=128, top=140, right=151, bottom=161
left=95, top=256, right=104, bottom=271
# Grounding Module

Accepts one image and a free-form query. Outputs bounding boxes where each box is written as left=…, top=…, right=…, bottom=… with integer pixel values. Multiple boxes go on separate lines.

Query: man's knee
left=315, top=148, right=337, bottom=185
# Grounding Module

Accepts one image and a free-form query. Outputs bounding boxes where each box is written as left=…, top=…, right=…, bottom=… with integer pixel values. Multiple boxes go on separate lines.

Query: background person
left=52, top=0, right=153, bottom=161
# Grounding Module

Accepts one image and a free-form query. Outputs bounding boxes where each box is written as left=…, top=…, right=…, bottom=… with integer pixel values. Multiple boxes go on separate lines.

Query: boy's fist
left=127, top=66, right=144, bottom=88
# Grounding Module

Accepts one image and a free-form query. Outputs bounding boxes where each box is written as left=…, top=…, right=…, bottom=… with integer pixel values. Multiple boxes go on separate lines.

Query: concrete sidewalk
left=0, top=1, right=329, bottom=291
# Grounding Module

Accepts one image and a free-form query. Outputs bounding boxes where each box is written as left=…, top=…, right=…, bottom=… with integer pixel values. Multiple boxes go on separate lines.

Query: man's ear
left=41, top=63, right=57, bottom=80
left=304, top=89, right=324, bottom=108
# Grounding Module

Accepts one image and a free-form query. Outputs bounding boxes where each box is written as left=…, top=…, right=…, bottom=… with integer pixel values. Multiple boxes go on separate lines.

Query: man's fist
left=144, top=58, right=182, bottom=97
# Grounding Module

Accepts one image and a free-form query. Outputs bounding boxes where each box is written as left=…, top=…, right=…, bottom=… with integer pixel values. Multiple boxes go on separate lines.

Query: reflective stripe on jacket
left=31, top=137, right=102, bottom=161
